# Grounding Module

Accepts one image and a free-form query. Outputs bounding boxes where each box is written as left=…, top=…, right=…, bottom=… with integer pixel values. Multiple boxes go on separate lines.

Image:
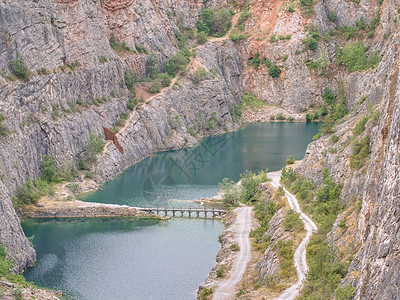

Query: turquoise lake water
left=23, top=122, right=319, bottom=299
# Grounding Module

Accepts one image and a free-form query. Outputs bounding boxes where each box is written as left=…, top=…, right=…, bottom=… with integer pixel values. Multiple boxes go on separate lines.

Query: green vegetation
left=78, top=134, right=105, bottom=170
left=37, top=67, right=49, bottom=75
left=350, top=136, right=370, bottom=170
left=196, top=8, right=232, bottom=37
left=199, top=287, right=213, bottom=299
left=229, top=102, right=242, bottom=122
left=113, top=112, right=129, bottom=131
left=299, top=0, right=314, bottom=15
left=218, top=169, right=268, bottom=206
left=12, top=155, right=63, bottom=206
left=110, top=33, right=132, bottom=53
left=281, top=167, right=349, bottom=300
left=135, top=43, right=148, bottom=54
left=268, top=64, right=281, bottom=78
left=338, top=42, right=381, bottom=72
left=236, top=9, right=252, bottom=31
left=99, top=56, right=108, bottom=64
left=196, top=31, right=208, bottom=44
left=0, top=114, right=7, bottom=137
left=281, top=167, right=342, bottom=228
left=352, top=115, right=370, bottom=135
left=191, top=67, right=211, bottom=84
left=328, top=11, right=338, bottom=22
left=10, top=53, right=30, bottom=81
left=216, top=267, right=224, bottom=277
left=0, top=244, right=31, bottom=285
left=277, top=113, right=286, bottom=120
left=286, top=155, right=295, bottom=165
left=283, top=210, right=304, bottom=231
left=230, top=243, right=240, bottom=251
left=164, top=50, right=191, bottom=77
left=147, top=52, right=160, bottom=79
left=229, top=30, right=246, bottom=42
left=242, top=92, right=266, bottom=110
left=275, top=240, right=295, bottom=279
left=249, top=51, right=261, bottom=69
left=335, top=285, right=356, bottom=300
left=124, top=70, right=138, bottom=92
left=250, top=200, right=276, bottom=252
left=318, top=83, right=348, bottom=134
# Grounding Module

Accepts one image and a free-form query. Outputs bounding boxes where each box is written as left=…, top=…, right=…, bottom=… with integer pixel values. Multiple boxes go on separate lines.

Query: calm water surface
left=23, top=122, right=319, bottom=300
left=82, top=122, right=319, bottom=208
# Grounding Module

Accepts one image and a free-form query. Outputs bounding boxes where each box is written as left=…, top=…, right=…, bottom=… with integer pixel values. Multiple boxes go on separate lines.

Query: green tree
left=269, top=64, right=281, bottom=78
left=10, top=53, right=30, bottom=81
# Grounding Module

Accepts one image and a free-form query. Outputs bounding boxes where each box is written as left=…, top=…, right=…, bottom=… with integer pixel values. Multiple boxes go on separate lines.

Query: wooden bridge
left=139, top=207, right=226, bottom=218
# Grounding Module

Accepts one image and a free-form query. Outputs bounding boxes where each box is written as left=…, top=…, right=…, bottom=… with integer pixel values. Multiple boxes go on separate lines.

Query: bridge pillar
left=196, top=211, right=200, bottom=217
left=181, top=210, right=184, bottom=217
left=172, top=210, right=175, bottom=217
left=164, top=209, right=168, bottom=216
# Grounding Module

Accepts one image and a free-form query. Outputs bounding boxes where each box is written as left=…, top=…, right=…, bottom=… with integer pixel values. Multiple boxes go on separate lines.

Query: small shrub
left=191, top=67, right=211, bottom=84
left=135, top=43, right=148, bottom=54
left=313, top=133, right=321, bottom=140
left=230, top=243, right=240, bottom=251
left=352, top=115, right=370, bottom=135
left=216, top=267, right=224, bottom=277
left=157, top=73, right=172, bottom=87
left=37, top=67, right=48, bottom=75
left=350, top=136, right=370, bottom=170
left=270, top=115, right=275, bottom=121
left=200, top=287, right=213, bottom=299
left=164, top=52, right=190, bottom=77
left=338, top=221, right=348, bottom=230
left=124, top=71, right=138, bottom=92
left=99, top=56, right=108, bottom=64
left=67, top=183, right=79, bottom=193
left=330, top=134, right=339, bottom=143
left=286, top=155, right=295, bottom=164
left=328, top=11, right=338, bottom=22
left=288, top=116, right=294, bottom=122
left=149, top=78, right=162, bottom=93
left=268, top=64, right=281, bottom=78
left=41, top=155, right=61, bottom=183
left=277, top=113, right=285, bottom=120
left=12, top=181, right=41, bottom=206
left=10, top=53, right=30, bottom=81
left=283, top=209, right=304, bottom=231
left=196, top=31, right=208, bottom=44
left=110, top=33, right=131, bottom=53
left=219, top=178, right=241, bottom=206
left=229, top=31, right=246, bottom=42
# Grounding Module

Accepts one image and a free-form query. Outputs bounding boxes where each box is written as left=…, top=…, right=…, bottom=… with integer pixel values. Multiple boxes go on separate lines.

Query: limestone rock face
left=96, top=40, right=243, bottom=181
left=0, top=181, right=36, bottom=272
left=294, top=0, right=400, bottom=296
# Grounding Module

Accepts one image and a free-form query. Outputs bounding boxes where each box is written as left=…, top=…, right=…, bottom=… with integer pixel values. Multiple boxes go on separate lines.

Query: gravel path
left=213, top=205, right=252, bottom=300
left=268, top=171, right=318, bottom=300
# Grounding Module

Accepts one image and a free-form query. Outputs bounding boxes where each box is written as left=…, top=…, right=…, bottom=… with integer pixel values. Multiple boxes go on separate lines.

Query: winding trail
left=214, top=205, right=252, bottom=300
left=268, top=171, right=318, bottom=300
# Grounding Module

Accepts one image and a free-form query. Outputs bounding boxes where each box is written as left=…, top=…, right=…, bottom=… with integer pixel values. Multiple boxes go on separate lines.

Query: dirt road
left=268, top=171, right=318, bottom=300
left=213, top=205, right=252, bottom=300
